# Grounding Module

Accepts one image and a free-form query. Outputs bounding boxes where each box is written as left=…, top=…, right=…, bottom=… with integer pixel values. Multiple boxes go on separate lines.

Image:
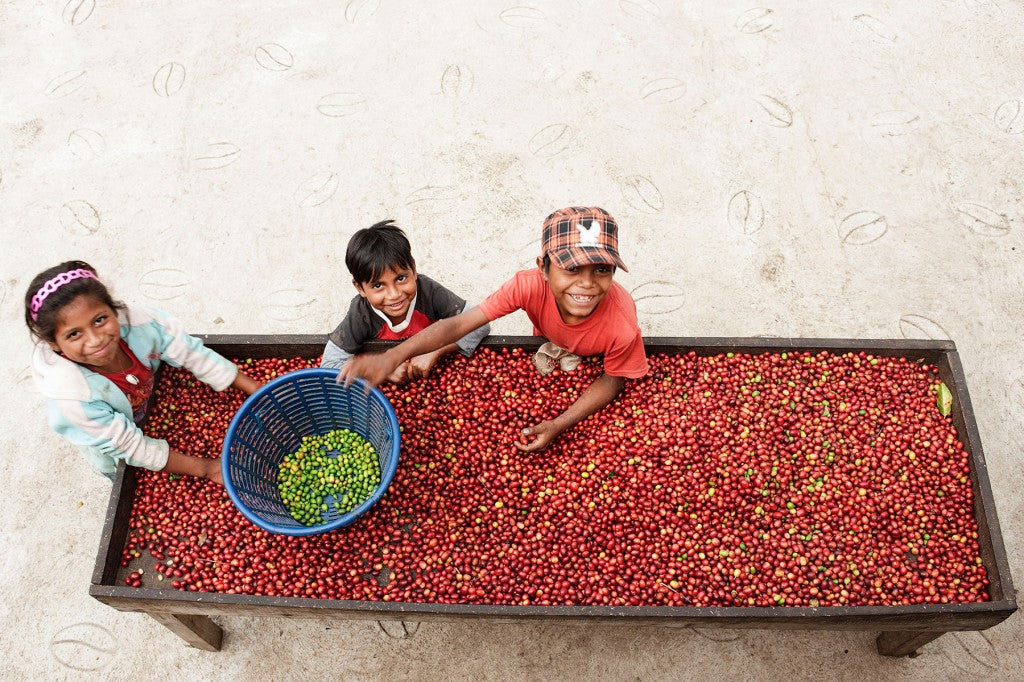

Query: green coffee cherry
left=277, top=429, right=382, bottom=526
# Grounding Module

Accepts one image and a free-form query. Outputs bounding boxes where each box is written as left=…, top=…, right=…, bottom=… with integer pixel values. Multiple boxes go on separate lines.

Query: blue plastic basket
left=221, top=368, right=401, bottom=536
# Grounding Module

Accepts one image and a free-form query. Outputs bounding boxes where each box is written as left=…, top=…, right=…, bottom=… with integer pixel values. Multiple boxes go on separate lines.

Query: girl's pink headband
left=29, top=268, right=98, bottom=320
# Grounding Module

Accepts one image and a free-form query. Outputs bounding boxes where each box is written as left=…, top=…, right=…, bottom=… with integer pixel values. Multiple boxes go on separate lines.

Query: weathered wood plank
left=90, top=586, right=1016, bottom=630
left=148, top=612, right=223, bottom=651
left=876, top=629, right=945, bottom=657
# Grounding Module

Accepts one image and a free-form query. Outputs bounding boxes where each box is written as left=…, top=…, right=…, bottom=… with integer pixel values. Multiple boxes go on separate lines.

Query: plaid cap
left=541, top=206, right=628, bottom=272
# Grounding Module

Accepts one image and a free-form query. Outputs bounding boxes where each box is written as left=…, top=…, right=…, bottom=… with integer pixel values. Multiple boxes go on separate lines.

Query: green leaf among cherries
left=933, top=382, right=952, bottom=417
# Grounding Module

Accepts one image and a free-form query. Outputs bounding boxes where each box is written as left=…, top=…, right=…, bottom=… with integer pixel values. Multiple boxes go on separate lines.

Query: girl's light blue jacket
left=32, top=304, right=237, bottom=478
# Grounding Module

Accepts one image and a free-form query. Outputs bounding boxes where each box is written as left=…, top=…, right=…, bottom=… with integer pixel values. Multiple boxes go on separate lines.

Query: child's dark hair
left=24, top=260, right=125, bottom=343
left=345, top=220, right=416, bottom=284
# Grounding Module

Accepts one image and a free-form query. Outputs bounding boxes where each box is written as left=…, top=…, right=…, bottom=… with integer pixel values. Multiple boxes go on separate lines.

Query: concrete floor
left=2, top=0, right=1022, bottom=678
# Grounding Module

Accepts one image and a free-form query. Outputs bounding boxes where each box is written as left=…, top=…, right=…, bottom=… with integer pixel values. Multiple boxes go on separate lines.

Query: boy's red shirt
left=375, top=310, right=433, bottom=340
left=479, top=269, right=649, bottom=378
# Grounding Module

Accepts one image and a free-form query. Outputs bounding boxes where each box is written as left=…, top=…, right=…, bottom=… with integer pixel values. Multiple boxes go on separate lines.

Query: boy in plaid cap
left=339, top=206, right=648, bottom=452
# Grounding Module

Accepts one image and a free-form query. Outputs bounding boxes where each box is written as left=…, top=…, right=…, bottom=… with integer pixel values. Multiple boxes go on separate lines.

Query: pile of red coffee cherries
left=124, top=349, right=989, bottom=607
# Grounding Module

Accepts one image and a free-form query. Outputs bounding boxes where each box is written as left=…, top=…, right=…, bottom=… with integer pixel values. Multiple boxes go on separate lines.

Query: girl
left=25, top=260, right=260, bottom=484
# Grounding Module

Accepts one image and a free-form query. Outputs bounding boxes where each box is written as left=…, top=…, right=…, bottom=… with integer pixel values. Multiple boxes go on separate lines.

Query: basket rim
left=220, top=367, right=401, bottom=536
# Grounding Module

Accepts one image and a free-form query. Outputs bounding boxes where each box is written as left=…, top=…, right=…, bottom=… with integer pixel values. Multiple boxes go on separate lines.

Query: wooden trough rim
left=88, top=581, right=1015, bottom=629
left=90, top=335, right=1017, bottom=624
left=190, top=334, right=960, bottom=354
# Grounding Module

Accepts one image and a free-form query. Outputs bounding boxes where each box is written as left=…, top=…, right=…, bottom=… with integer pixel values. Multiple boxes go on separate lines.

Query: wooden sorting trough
left=89, top=336, right=1017, bottom=656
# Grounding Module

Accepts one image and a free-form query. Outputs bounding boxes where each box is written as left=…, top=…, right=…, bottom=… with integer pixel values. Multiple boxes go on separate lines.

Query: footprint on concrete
left=345, top=0, right=380, bottom=23
left=139, top=268, right=190, bottom=301
left=955, top=202, right=1009, bottom=237
left=753, top=95, right=793, bottom=128
left=405, top=185, right=458, bottom=207
left=898, top=314, right=951, bottom=340
left=528, top=123, right=575, bottom=157
left=317, top=92, right=367, bottom=117
left=639, top=78, right=686, bottom=104
left=619, top=0, right=660, bottom=19
left=993, top=100, right=1023, bottom=134
left=263, top=288, right=317, bottom=322
left=728, top=190, right=765, bottom=234
left=49, top=622, right=116, bottom=672
left=376, top=620, right=420, bottom=639
left=1011, top=376, right=1024, bottom=407
left=867, top=110, right=920, bottom=137
left=630, top=280, right=686, bottom=315
left=255, top=43, right=294, bottom=71
left=16, top=366, right=37, bottom=392
left=938, top=631, right=1000, bottom=675
left=60, top=200, right=101, bottom=235
left=294, top=171, right=339, bottom=207
left=854, top=14, right=897, bottom=43
left=736, top=7, right=773, bottom=33
left=621, top=175, right=664, bottom=214
left=67, top=128, right=106, bottom=159
left=152, top=62, right=186, bottom=97
left=441, top=64, right=474, bottom=98
left=62, top=0, right=96, bottom=26
left=499, top=5, right=544, bottom=28
left=536, top=62, right=567, bottom=84
left=838, top=210, right=887, bottom=245
left=45, top=70, right=87, bottom=99
left=194, top=142, right=240, bottom=170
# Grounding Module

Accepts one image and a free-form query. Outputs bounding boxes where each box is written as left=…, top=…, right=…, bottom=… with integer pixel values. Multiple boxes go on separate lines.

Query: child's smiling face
left=355, top=265, right=418, bottom=325
left=538, top=259, right=615, bottom=325
left=49, top=294, right=125, bottom=372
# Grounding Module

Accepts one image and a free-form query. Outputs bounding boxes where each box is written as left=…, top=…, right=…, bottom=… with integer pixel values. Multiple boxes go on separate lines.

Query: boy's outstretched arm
left=406, top=342, right=461, bottom=380
left=516, top=373, right=625, bottom=453
left=407, top=306, right=492, bottom=379
left=338, top=306, right=491, bottom=386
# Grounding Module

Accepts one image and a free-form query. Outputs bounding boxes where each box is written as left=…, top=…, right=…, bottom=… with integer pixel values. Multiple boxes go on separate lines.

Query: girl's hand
left=232, top=370, right=262, bottom=395
left=204, top=459, right=223, bottom=485
left=163, top=449, right=224, bottom=485
left=514, top=421, right=564, bottom=452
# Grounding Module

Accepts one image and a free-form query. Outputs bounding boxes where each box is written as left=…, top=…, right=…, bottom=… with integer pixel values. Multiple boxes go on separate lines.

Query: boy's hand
left=513, top=374, right=625, bottom=453
left=336, top=351, right=398, bottom=387
left=514, top=421, right=563, bottom=452
left=387, top=361, right=411, bottom=385
left=407, top=350, right=442, bottom=380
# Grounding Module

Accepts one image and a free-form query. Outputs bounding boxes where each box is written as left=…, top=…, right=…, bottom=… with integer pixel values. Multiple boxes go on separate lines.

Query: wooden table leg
left=148, top=612, right=223, bottom=651
left=875, top=630, right=945, bottom=657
